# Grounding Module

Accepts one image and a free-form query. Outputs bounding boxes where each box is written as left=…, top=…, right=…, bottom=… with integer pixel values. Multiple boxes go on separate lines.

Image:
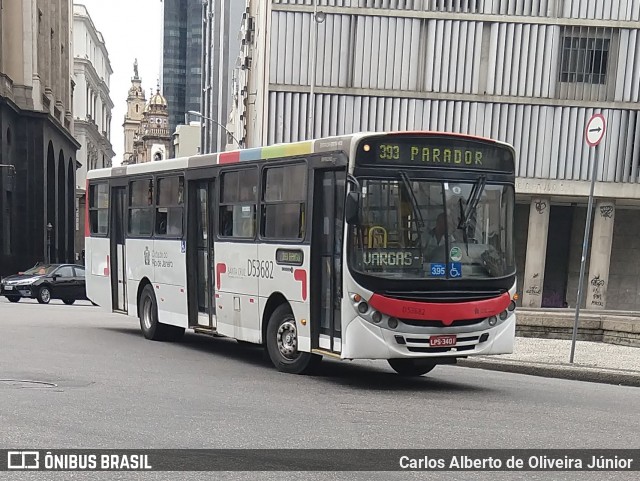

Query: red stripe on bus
left=104, top=256, right=110, bottom=276
left=219, top=151, right=240, bottom=164
left=216, top=263, right=227, bottom=289
left=84, top=180, right=90, bottom=237
left=293, top=269, right=307, bottom=301
left=367, top=292, right=511, bottom=327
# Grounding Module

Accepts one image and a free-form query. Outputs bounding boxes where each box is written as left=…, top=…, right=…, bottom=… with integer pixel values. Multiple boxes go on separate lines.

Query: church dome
left=148, top=89, right=168, bottom=108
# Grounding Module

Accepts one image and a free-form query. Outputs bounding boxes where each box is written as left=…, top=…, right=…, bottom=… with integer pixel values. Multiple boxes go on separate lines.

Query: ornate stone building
left=73, top=4, right=114, bottom=260
left=122, top=60, right=146, bottom=164
left=0, top=0, right=80, bottom=276
left=123, top=63, right=171, bottom=164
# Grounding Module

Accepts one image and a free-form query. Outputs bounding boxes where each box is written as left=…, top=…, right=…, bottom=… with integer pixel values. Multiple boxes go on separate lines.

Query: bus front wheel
left=266, top=304, right=321, bottom=374
left=139, top=284, right=185, bottom=342
left=388, top=359, right=436, bottom=376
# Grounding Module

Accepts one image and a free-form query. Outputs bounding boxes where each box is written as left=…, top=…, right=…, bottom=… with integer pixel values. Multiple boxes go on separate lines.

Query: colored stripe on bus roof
left=239, top=148, right=262, bottom=162
left=219, top=151, right=240, bottom=164
left=262, top=141, right=313, bottom=159
left=218, top=141, right=313, bottom=164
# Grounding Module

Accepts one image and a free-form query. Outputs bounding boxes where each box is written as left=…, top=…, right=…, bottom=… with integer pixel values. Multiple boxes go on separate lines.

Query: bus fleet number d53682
left=247, top=260, right=275, bottom=279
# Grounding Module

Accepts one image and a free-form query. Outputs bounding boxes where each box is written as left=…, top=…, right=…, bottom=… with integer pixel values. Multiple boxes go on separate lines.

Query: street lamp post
left=46, top=223, right=53, bottom=264
left=186, top=110, right=243, bottom=151
left=308, top=2, right=325, bottom=140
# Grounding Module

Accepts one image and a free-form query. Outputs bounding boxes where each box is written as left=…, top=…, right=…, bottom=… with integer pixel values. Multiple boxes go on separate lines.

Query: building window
left=261, top=164, right=307, bottom=240
left=560, top=32, right=610, bottom=84
left=219, top=169, right=257, bottom=238
left=435, top=0, right=478, bottom=11
left=128, top=179, right=154, bottom=237
left=89, top=182, right=108, bottom=236
left=155, top=176, right=184, bottom=237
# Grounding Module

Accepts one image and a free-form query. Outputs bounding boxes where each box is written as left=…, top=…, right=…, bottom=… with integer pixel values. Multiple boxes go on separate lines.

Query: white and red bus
left=85, top=132, right=517, bottom=375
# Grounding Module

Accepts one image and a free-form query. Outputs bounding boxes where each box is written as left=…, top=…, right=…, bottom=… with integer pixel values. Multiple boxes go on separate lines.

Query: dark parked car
left=0, top=264, right=87, bottom=305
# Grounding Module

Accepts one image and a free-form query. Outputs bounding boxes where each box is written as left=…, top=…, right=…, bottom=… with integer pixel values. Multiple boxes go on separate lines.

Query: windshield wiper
left=457, top=176, right=486, bottom=256
left=400, top=170, right=425, bottom=251
left=399, top=171, right=425, bottom=232
left=458, top=175, right=486, bottom=230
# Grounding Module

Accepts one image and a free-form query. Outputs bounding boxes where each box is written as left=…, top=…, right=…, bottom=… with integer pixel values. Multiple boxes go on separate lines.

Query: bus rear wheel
left=139, top=284, right=185, bottom=342
left=388, top=359, right=437, bottom=376
left=266, top=304, right=321, bottom=374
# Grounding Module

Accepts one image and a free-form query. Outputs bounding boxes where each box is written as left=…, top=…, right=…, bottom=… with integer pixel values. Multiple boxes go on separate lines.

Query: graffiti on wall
left=599, top=205, right=614, bottom=219
left=590, top=275, right=605, bottom=307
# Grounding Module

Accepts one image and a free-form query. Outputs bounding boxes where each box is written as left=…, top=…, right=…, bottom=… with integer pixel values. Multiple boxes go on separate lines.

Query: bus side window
left=219, top=169, right=257, bottom=239
left=261, top=163, right=307, bottom=240
left=129, top=179, right=154, bottom=237
left=155, top=176, right=184, bottom=237
left=89, top=182, right=109, bottom=236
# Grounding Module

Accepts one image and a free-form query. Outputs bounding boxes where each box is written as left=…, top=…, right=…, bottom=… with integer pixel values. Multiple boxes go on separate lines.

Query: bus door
left=190, top=179, right=216, bottom=329
left=311, top=169, right=346, bottom=353
left=110, top=186, right=127, bottom=312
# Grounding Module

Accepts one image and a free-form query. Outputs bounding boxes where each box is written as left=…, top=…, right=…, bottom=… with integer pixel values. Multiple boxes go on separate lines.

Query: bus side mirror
left=345, top=192, right=360, bottom=225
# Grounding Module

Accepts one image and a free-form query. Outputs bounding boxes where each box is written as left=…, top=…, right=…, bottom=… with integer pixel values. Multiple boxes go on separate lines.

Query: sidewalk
left=457, top=337, right=640, bottom=387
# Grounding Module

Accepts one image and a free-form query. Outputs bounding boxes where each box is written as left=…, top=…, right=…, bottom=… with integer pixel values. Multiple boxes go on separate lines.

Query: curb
left=457, top=358, right=640, bottom=387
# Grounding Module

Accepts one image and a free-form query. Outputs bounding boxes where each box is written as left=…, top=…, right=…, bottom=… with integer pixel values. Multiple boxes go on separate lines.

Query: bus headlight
left=508, top=300, right=516, bottom=312
left=499, top=310, right=508, bottom=321
left=371, top=311, right=382, bottom=323
left=488, top=316, right=498, bottom=326
left=357, top=302, right=369, bottom=314
left=388, top=317, right=399, bottom=329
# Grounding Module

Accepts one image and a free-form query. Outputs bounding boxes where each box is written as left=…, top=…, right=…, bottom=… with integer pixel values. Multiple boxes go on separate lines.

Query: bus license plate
left=429, top=335, right=456, bottom=347
left=5, top=285, right=13, bottom=290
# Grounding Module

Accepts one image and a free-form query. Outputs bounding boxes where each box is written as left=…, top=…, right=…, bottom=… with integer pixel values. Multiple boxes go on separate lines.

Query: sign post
left=570, top=113, right=606, bottom=363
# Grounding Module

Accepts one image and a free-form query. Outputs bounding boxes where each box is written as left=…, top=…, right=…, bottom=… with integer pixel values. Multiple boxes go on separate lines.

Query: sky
left=77, top=0, right=164, bottom=165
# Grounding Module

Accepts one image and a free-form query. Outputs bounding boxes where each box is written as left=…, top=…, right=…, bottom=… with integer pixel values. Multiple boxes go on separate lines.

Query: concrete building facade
left=172, top=123, right=200, bottom=157
left=230, top=0, right=640, bottom=310
left=72, top=3, right=114, bottom=260
left=200, top=0, right=246, bottom=153
left=0, top=0, right=80, bottom=276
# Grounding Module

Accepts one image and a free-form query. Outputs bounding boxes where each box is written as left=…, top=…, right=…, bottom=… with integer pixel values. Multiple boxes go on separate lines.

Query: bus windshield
left=348, top=176, right=515, bottom=280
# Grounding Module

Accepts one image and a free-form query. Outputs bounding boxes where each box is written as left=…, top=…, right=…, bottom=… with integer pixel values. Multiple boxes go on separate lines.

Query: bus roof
left=88, top=131, right=513, bottom=180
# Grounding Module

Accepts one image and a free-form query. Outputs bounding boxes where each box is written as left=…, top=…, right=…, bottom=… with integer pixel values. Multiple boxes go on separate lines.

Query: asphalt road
left=1, top=298, right=639, bottom=480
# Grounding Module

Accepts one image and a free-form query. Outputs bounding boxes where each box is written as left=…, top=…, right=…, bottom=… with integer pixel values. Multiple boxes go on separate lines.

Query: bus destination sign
left=276, top=249, right=304, bottom=266
left=358, top=137, right=514, bottom=172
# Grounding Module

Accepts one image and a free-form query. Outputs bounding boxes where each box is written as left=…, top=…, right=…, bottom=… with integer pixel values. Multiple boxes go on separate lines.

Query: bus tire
left=388, top=359, right=436, bottom=376
left=266, top=304, right=321, bottom=374
left=139, top=284, right=185, bottom=342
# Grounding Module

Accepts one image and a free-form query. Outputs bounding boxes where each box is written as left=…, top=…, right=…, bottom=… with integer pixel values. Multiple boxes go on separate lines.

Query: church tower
left=122, top=59, right=146, bottom=164
left=131, top=84, right=171, bottom=163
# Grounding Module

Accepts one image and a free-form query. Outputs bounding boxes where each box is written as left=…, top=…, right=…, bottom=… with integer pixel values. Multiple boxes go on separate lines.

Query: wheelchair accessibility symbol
left=449, top=262, right=462, bottom=278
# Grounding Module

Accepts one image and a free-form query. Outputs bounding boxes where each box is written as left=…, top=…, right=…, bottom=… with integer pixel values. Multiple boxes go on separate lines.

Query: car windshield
left=348, top=176, right=515, bottom=280
left=23, top=265, right=57, bottom=276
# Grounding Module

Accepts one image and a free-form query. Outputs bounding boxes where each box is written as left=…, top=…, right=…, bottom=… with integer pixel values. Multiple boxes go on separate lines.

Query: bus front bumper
left=340, top=313, right=516, bottom=360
